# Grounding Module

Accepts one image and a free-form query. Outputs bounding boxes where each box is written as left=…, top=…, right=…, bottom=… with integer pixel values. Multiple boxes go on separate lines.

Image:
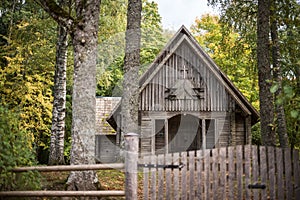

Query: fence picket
left=173, top=152, right=180, bottom=200
left=212, top=148, right=218, bottom=200
left=219, top=147, right=226, bottom=200
left=260, top=146, right=267, bottom=199
left=205, top=149, right=211, bottom=200
left=189, top=151, right=195, bottom=200
left=228, top=146, right=235, bottom=200
left=236, top=145, right=243, bottom=200
left=142, top=156, right=149, bottom=200
left=293, top=149, right=300, bottom=200
left=196, top=150, right=203, bottom=199
left=165, top=153, right=172, bottom=200
left=268, top=146, right=276, bottom=200
left=150, top=155, right=157, bottom=200
left=244, top=145, right=251, bottom=200
left=276, top=147, right=284, bottom=200
left=285, top=148, right=292, bottom=200
left=181, top=152, right=187, bottom=200
left=157, top=154, right=164, bottom=200
left=252, top=145, right=259, bottom=200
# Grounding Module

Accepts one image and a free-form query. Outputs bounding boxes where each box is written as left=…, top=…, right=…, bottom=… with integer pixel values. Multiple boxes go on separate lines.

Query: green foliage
left=96, top=0, right=166, bottom=97
left=207, top=0, right=300, bottom=148
left=0, top=104, right=41, bottom=191
left=0, top=5, right=56, bottom=160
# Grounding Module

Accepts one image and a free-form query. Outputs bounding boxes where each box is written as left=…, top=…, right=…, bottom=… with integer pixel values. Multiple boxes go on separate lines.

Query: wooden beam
left=0, top=191, right=125, bottom=197
left=12, top=163, right=125, bottom=172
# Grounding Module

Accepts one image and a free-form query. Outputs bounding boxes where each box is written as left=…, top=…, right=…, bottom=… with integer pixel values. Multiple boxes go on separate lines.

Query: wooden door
left=168, top=114, right=201, bottom=153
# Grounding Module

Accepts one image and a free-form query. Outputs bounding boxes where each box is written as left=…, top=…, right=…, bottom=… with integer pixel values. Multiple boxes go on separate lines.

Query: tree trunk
left=270, top=5, right=289, bottom=147
left=65, top=0, right=101, bottom=192
left=48, top=0, right=68, bottom=165
left=257, top=0, right=276, bottom=146
left=35, top=0, right=101, bottom=192
left=122, top=1, right=142, bottom=199
left=121, top=0, right=142, bottom=135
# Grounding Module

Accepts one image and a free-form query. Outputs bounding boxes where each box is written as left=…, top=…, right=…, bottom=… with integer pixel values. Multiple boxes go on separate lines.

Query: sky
left=152, top=0, right=217, bottom=31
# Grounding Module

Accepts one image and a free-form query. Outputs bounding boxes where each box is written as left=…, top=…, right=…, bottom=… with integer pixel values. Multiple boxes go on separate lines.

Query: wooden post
left=125, top=132, right=139, bottom=200
left=202, top=119, right=206, bottom=150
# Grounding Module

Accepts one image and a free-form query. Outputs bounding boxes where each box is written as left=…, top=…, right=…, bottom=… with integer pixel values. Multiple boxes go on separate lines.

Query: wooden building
left=97, top=26, right=259, bottom=160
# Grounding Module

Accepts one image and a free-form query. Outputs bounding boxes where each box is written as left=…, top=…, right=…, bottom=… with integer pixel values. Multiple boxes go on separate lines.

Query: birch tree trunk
left=257, top=0, right=276, bottom=146
left=48, top=0, right=68, bottom=165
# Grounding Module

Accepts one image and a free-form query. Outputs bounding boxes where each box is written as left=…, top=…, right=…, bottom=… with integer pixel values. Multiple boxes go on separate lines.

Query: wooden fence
left=140, top=145, right=300, bottom=200
left=0, top=133, right=139, bottom=199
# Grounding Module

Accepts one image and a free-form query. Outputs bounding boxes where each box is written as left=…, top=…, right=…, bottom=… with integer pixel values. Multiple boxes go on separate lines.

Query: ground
left=40, top=170, right=143, bottom=199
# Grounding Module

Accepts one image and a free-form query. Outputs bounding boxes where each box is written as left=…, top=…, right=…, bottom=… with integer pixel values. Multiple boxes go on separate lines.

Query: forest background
left=0, top=0, right=299, bottom=191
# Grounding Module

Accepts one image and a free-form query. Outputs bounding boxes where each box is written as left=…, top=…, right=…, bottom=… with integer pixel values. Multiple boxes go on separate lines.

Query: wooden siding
left=140, top=40, right=230, bottom=113
left=235, top=113, right=246, bottom=145
left=140, top=111, right=232, bottom=154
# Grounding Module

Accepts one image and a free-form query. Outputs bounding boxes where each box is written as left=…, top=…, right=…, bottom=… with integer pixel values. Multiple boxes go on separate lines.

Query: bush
left=0, top=104, right=40, bottom=191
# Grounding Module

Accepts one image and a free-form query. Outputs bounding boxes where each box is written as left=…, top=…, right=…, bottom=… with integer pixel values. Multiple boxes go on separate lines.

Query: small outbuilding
left=96, top=26, right=259, bottom=161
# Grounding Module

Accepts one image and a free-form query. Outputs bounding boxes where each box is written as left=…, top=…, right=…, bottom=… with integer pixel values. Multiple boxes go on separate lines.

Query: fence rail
left=140, top=145, right=300, bottom=200
left=12, top=163, right=125, bottom=172
left=0, top=133, right=139, bottom=198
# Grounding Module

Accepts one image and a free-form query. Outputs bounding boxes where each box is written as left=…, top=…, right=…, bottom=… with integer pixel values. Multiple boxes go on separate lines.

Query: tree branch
left=34, top=0, right=74, bottom=32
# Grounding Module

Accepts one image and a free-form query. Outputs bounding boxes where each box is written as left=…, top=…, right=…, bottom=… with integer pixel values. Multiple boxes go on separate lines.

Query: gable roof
left=107, top=25, right=259, bottom=128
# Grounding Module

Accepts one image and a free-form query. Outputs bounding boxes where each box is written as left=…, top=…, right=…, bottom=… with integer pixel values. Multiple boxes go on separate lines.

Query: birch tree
left=48, top=0, right=68, bottom=165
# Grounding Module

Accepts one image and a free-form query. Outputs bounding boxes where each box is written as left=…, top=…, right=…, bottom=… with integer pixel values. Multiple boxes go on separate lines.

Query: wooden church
left=95, top=26, right=259, bottom=162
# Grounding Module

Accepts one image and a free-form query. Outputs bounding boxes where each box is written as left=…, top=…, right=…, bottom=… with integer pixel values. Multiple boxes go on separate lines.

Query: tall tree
left=122, top=0, right=142, bottom=199
left=48, top=0, right=69, bottom=165
left=257, top=0, right=276, bottom=146
left=122, top=0, right=142, bottom=134
left=207, top=0, right=300, bottom=146
left=35, top=0, right=101, bottom=190
left=270, top=0, right=289, bottom=147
